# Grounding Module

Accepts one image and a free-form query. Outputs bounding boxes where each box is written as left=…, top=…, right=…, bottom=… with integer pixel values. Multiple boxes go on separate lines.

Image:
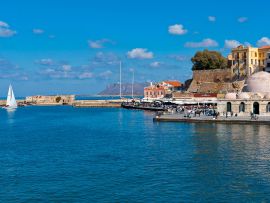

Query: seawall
left=0, top=99, right=136, bottom=108
left=0, top=100, right=25, bottom=106
left=73, top=100, right=123, bottom=108
left=154, top=114, right=270, bottom=124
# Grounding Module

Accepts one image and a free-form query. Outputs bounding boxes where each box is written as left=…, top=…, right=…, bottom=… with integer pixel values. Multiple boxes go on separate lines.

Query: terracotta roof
left=163, top=80, right=182, bottom=87
left=259, top=45, right=270, bottom=49
left=144, top=86, right=165, bottom=91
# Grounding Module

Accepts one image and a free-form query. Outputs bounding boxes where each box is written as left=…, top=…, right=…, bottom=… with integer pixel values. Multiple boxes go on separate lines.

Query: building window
left=259, top=60, right=261, bottom=66
left=267, top=103, right=270, bottom=112
left=251, top=59, right=253, bottom=64
left=253, top=102, right=260, bottom=115
left=227, top=102, right=232, bottom=112
left=255, top=59, right=257, bottom=65
left=255, top=52, right=257, bottom=57
left=267, top=63, right=270, bottom=68
left=239, top=102, right=245, bottom=112
left=259, top=53, right=262, bottom=58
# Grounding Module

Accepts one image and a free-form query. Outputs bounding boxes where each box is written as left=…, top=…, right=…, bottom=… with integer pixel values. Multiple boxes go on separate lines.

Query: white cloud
left=224, top=40, right=251, bottom=49
left=0, top=58, right=28, bottom=80
left=41, top=65, right=93, bottom=80
left=168, top=24, right=187, bottom=35
left=62, top=64, right=72, bottom=71
left=238, top=17, right=248, bottom=23
left=244, top=42, right=251, bottom=47
left=88, top=39, right=113, bottom=49
left=33, top=29, right=44, bottom=34
left=78, top=72, right=93, bottom=79
left=0, top=21, right=9, bottom=27
left=89, top=41, right=103, bottom=49
left=36, top=58, right=54, bottom=66
left=92, top=52, right=119, bottom=64
left=127, top=48, right=154, bottom=59
left=169, top=54, right=188, bottom=61
left=224, top=40, right=241, bottom=49
left=150, top=61, right=162, bottom=67
left=0, top=21, right=16, bottom=37
left=208, top=16, right=216, bottom=22
left=99, top=70, right=112, bottom=79
left=257, top=37, right=270, bottom=47
left=185, top=38, right=218, bottom=48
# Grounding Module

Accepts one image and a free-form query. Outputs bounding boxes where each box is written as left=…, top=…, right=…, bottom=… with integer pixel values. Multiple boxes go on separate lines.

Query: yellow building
left=230, top=45, right=259, bottom=77
left=229, top=45, right=270, bottom=78
left=258, top=46, right=270, bottom=72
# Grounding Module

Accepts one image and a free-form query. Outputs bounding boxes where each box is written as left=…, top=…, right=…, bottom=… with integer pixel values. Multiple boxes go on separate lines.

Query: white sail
left=6, top=85, right=17, bottom=108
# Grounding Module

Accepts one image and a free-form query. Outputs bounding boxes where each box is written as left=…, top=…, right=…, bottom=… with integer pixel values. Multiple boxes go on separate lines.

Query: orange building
left=144, top=84, right=166, bottom=99
left=144, top=80, right=183, bottom=99
left=162, top=80, right=183, bottom=91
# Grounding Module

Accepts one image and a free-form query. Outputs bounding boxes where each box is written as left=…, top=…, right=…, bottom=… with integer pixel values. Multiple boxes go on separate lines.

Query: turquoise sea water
left=0, top=106, right=270, bottom=202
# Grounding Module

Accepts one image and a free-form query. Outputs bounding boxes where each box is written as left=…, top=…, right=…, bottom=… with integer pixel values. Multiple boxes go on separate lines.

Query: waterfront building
left=217, top=71, right=270, bottom=116
left=143, top=80, right=183, bottom=100
left=228, top=45, right=270, bottom=77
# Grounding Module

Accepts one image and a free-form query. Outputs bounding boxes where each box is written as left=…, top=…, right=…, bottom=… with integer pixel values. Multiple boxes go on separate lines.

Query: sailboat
left=3, top=85, right=17, bottom=109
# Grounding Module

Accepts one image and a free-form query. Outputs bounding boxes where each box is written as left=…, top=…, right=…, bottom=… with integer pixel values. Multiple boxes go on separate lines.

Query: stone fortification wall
left=192, top=69, right=232, bottom=83
left=188, top=69, right=245, bottom=93
left=26, top=95, right=75, bottom=105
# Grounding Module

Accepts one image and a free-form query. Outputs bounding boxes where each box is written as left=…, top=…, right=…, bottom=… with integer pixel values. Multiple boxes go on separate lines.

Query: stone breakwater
left=0, top=100, right=25, bottom=106
left=73, top=100, right=122, bottom=108
left=0, top=99, right=124, bottom=107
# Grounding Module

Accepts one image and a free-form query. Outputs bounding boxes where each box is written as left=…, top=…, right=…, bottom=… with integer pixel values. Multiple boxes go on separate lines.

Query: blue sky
left=0, top=0, right=270, bottom=96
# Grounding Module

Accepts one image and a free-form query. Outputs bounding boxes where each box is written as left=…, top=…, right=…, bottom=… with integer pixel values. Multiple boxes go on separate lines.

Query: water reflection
left=191, top=123, right=270, bottom=199
left=6, top=108, right=16, bottom=124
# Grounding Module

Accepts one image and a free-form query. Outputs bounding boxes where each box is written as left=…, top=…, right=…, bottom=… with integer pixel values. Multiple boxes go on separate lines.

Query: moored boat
left=121, top=102, right=166, bottom=111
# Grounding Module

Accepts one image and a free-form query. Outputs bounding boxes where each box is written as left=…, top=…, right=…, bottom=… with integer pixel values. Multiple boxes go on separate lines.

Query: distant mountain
left=98, top=82, right=148, bottom=96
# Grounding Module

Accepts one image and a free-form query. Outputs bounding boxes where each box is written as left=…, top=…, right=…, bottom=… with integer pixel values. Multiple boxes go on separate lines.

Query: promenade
left=154, top=113, right=270, bottom=124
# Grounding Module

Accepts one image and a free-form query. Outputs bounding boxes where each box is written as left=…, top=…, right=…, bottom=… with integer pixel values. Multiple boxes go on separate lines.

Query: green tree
left=191, top=49, right=228, bottom=70
left=55, top=96, right=62, bottom=103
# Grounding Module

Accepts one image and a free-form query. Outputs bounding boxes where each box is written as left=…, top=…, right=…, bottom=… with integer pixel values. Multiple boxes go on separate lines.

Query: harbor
left=2, top=1, right=270, bottom=202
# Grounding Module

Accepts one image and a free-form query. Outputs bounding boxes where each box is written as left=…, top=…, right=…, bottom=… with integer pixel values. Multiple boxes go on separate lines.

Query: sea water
left=0, top=106, right=270, bottom=202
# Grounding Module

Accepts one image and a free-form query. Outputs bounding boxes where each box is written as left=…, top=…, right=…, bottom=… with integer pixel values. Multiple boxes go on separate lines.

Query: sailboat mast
left=132, top=70, right=134, bottom=98
left=119, top=61, right=122, bottom=99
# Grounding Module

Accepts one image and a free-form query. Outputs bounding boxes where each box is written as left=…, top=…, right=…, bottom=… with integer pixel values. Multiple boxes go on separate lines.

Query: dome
left=247, top=71, right=270, bottom=93
left=238, top=92, right=250, bottom=99
left=225, top=93, right=237, bottom=99
left=264, top=93, right=270, bottom=99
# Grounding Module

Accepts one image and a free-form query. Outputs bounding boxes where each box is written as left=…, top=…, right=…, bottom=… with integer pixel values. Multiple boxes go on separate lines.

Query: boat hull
left=121, top=103, right=165, bottom=111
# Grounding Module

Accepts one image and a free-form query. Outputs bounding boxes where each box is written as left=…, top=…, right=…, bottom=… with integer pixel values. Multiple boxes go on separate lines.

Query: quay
left=0, top=99, right=124, bottom=108
left=154, top=113, right=270, bottom=124
left=73, top=100, right=122, bottom=108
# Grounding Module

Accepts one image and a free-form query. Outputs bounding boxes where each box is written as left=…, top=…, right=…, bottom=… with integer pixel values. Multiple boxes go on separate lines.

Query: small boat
left=121, top=102, right=166, bottom=111
left=3, top=84, right=17, bottom=110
